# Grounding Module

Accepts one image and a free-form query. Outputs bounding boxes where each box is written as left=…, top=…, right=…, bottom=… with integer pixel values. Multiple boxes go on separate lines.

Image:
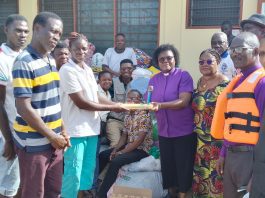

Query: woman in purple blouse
left=149, top=44, right=197, bottom=198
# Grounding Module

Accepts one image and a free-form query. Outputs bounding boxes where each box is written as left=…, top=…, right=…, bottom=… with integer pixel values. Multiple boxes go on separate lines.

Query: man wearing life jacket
left=211, top=32, right=265, bottom=198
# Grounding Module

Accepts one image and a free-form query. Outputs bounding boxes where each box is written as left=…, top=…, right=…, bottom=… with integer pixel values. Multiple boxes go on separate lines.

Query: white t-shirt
left=218, top=52, right=236, bottom=80
left=98, top=84, right=111, bottom=122
left=59, top=59, right=100, bottom=137
left=102, top=47, right=137, bottom=73
left=0, top=43, right=20, bottom=138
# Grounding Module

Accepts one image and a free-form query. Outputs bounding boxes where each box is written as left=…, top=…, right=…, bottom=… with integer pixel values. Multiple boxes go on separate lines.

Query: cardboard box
left=108, top=185, right=152, bottom=198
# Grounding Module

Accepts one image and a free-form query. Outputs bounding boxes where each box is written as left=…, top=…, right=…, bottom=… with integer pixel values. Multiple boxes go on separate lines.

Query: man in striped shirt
left=12, top=12, right=69, bottom=198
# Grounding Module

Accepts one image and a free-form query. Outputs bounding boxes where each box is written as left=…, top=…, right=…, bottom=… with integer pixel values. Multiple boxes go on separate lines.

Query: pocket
left=250, top=161, right=265, bottom=198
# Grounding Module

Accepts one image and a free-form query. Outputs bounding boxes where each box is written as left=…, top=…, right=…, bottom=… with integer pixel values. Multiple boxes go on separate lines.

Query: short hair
left=221, top=20, right=233, bottom=27
left=51, top=41, right=68, bottom=54
left=153, top=44, right=180, bottom=67
left=211, top=32, right=228, bottom=45
left=98, top=71, right=112, bottom=80
left=199, top=48, right=221, bottom=65
left=33, top=12, right=62, bottom=28
left=128, top=89, right=143, bottom=99
left=5, top=14, right=27, bottom=27
left=68, top=32, right=88, bottom=48
left=232, top=32, right=260, bottom=49
left=120, top=59, right=133, bottom=67
left=116, top=33, right=125, bottom=38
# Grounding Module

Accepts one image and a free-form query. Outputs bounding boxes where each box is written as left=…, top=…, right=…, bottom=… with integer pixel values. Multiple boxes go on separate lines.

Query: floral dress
left=192, top=80, right=229, bottom=198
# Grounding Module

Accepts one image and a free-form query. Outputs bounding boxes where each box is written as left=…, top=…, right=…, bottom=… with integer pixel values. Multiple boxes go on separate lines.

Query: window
left=78, top=0, right=114, bottom=55
left=40, top=0, right=159, bottom=55
left=117, top=0, right=159, bottom=56
left=0, top=0, right=18, bottom=43
left=40, top=0, right=74, bottom=39
left=187, top=0, right=241, bottom=27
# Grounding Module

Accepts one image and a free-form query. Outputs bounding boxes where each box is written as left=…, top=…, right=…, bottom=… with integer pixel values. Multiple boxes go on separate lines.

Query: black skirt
left=159, top=133, right=197, bottom=193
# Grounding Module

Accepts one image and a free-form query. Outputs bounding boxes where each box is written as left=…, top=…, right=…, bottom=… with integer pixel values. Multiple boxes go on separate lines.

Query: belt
left=107, top=115, right=123, bottom=122
left=227, top=145, right=254, bottom=152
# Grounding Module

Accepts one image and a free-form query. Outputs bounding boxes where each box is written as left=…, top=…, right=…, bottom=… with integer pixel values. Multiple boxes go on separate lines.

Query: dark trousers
left=224, top=148, right=253, bottom=198
left=98, top=148, right=148, bottom=198
left=16, top=147, right=63, bottom=198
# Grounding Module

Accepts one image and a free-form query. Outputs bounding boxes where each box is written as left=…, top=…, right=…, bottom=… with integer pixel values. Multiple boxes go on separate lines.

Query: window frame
left=38, top=0, right=160, bottom=52
left=257, top=0, right=265, bottom=14
left=0, top=0, right=19, bottom=43
left=185, top=0, right=243, bottom=29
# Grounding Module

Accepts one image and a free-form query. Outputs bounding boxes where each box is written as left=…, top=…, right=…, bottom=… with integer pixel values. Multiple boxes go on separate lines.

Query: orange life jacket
left=211, top=68, right=265, bottom=144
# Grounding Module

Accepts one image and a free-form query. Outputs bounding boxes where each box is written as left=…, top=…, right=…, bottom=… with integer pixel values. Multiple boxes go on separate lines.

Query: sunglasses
left=158, top=56, right=174, bottom=63
left=199, top=59, right=215, bottom=66
left=228, top=47, right=254, bottom=54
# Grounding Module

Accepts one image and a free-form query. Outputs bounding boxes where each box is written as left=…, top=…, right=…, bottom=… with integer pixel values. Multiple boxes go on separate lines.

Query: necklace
left=198, top=79, right=208, bottom=92
left=198, top=74, right=218, bottom=92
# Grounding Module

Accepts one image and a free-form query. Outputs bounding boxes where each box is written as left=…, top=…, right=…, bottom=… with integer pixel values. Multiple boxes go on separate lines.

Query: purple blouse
left=220, top=65, right=265, bottom=157
left=148, top=67, right=194, bottom=137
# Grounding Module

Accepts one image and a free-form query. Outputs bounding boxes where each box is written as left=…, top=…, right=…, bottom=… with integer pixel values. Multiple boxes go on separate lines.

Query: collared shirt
left=148, top=67, right=194, bottom=137
left=220, top=64, right=265, bottom=157
left=59, top=59, right=100, bottom=137
left=123, top=110, right=153, bottom=153
left=12, top=45, right=62, bottom=152
left=218, top=51, right=236, bottom=80
left=102, top=47, right=137, bottom=73
left=98, top=84, right=111, bottom=122
left=0, top=43, right=20, bottom=138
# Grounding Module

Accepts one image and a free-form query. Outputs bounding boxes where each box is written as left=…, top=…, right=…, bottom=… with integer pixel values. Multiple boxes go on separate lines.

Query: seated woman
left=97, top=89, right=153, bottom=198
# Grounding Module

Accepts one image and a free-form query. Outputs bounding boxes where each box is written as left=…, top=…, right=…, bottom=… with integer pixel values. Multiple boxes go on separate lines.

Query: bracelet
left=158, top=103, right=162, bottom=110
left=118, top=151, right=123, bottom=155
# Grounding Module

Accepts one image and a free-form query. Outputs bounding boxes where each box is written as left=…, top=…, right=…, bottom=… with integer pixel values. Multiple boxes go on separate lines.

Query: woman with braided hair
left=59, top=32, right=124, bottom=198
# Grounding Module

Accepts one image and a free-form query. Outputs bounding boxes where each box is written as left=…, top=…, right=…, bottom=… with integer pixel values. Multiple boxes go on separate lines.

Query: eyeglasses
left=228, top=47, right=254, bottom=55
left=126, top=97, right=141, bottom=102
left=211, top=40, right=226, bottom=45
left=199, top=59, right=215, bottom=66
left=158, top=56, right=174, bottom=63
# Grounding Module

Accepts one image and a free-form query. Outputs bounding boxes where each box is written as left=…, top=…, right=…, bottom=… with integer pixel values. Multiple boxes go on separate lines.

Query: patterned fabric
left=133, top=48, right=151, bottom=68
left=123, top=110, right=153, bottom=153
left=12, top=45, right=62, bottom=152
left=192, top=80, right=229, bottom=198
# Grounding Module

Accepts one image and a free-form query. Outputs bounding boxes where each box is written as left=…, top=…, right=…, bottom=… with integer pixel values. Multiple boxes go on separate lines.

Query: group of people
left=1, top=9, right=265, bottom=198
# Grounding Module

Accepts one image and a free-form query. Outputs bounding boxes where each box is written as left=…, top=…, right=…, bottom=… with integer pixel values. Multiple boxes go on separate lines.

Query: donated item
left=146, top=86, right=153, bottom=104
left=133, top=48, right=152, bottom=69
left=120, top=103, right=153, bottom=110
left=130, top=77, right=150, bottom=95
left=132, top=67, right=152, bottom=79
left=242, top=192, right=249, bottom=198
left=149, top=112, right=160, bottom=158
left=92, top=52, right=104, bottom=67
left=147, top=66, right=160, bottom=77
left=91, top=66, right=102, bottom=73
left=108, top=185, right=152, bottom=198
left=112, top=169, right=167, bottom=198
left=121, top=156, right=161, bottom=172
left=148, top=146, right=160, bottom=159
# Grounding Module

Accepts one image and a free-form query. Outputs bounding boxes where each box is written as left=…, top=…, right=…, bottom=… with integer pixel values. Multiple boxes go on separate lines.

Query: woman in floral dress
left=192, top=49, right=229, bottom=197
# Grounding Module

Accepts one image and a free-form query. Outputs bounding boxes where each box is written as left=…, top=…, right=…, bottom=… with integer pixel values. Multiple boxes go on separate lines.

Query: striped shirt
left=12, top=45, right=62, bottom=152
